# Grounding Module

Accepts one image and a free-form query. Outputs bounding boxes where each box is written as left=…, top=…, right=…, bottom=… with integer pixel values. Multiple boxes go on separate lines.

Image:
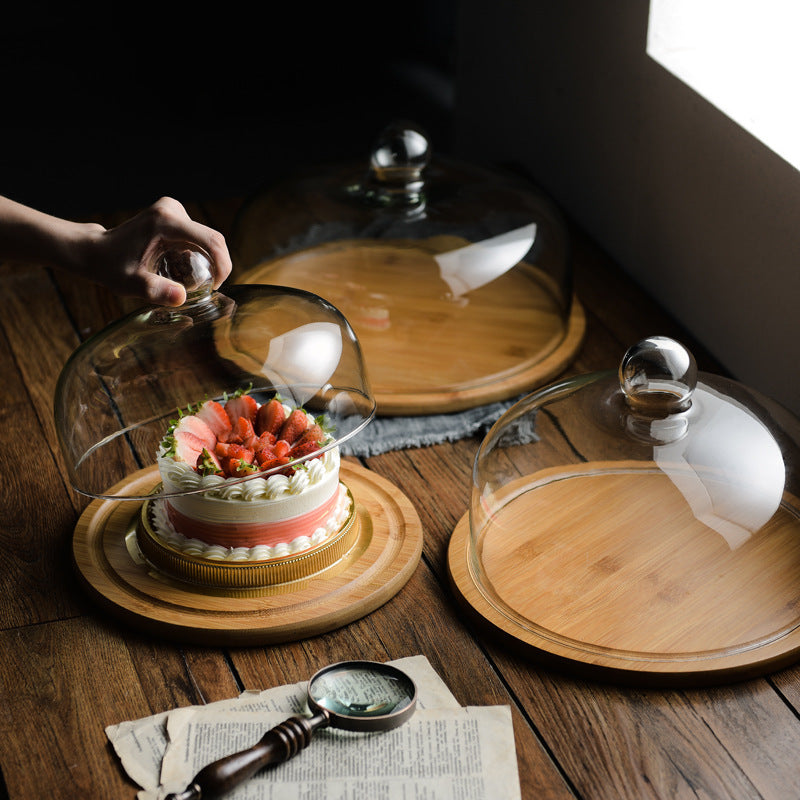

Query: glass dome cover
left=55, top=245, right=375, bottom=501
left=467, top=336, right=800, bottom=674
left=232, top=121, right=584, bottom=414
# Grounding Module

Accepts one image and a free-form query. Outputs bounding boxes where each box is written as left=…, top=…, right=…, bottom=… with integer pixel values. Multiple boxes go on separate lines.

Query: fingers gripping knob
left=153, top=243, right=214, bottom=299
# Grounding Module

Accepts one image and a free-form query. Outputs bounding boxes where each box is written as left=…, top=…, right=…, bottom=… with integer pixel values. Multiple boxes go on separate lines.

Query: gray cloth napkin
left=340, top=397, right=524, bottom=457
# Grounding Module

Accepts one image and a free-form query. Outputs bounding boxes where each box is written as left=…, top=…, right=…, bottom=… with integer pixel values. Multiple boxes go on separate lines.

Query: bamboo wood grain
left=238, top=241, right=585, bottom=414
left=72, top=462, right=423, bottom=645
left=447, top=461, right=800, bottom=683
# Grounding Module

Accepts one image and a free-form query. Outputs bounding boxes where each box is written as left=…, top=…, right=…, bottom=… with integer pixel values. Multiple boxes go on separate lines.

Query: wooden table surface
left=2, top=194, right=800, bottom=799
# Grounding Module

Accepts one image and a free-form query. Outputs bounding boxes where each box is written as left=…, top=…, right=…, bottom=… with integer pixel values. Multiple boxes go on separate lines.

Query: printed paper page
left=107, top=654, right=460, bottom=792
left=157, top=706, right=520, bottom=800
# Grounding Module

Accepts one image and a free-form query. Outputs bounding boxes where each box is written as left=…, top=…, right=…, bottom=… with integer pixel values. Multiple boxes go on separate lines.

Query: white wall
left=454, top=2, right=800, bottom=416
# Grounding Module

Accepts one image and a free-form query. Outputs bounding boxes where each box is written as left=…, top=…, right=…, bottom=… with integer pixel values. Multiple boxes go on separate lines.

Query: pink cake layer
left=165, top=491, right=340, bottom=549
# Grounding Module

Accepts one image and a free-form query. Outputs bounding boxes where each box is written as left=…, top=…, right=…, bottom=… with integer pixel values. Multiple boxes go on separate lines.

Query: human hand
left=83, top=197, right=233, bottom=306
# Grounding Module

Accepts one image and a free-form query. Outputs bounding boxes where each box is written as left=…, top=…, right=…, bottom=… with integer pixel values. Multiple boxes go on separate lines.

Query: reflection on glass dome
left=434, top=223, right=537, bottom=300
left=231, top=123, right=581, bottom=412
left=55, top=276, right=375, bottom=501
left=261, top=322, right=343, bottom=407
left=467, top=337, right=800, bottom=663
left=655, top=384, right=785, bottom=549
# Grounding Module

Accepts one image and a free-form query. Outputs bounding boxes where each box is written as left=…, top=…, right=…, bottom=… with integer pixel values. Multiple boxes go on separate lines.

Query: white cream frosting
left=149, top=483, right=352, bottom=561
left=158, top=446, right=340, bottom=524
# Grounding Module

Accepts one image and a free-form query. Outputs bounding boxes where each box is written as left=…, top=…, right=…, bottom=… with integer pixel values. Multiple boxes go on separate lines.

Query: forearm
left=0, top=194, right=231, bottom=306
left=0, top=195, right=105, bottom=274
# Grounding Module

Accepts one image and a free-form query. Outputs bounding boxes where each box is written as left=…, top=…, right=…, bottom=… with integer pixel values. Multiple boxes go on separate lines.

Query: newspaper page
left=156, top=705, right=520, bottom=800
left=106, top=655, right=464, bottom=795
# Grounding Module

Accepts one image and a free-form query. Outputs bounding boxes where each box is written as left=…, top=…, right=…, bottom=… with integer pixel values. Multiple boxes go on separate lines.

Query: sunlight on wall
left=647, top=0, right=800, bottom=173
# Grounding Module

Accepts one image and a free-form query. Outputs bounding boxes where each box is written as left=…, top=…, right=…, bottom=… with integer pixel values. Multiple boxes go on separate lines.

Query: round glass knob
left=370, top=121, right=430, bottom=171
left=366, top=121, right=430, bottom=206
left=619, top=336, right=697, bottom=414
left=152, top=243, right=214, bottom=301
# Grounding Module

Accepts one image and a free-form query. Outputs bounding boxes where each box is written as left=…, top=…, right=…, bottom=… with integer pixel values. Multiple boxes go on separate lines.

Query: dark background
left=1, top=4, right=458, bottom=217
left=5, top=5, right=799, bottom=419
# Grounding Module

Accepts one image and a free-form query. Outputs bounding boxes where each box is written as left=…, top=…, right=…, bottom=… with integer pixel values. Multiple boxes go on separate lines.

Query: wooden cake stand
left=73, top=462, right=422, bottom=645
left=447, top=465, right=800, bottom=686
left=235, top=240, right=585, bottom=415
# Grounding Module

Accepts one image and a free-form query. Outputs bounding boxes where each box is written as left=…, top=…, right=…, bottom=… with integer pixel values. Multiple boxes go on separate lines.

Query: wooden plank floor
left=1, top=196, right=798, bottom=799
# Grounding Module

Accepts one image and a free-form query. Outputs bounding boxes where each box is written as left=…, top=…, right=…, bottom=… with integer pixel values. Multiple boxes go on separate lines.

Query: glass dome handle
left=619, top=336, right=697, bottom=414
left=153, top=243, right=214, bottom=303
left=365, top=121, right=430, bottom=207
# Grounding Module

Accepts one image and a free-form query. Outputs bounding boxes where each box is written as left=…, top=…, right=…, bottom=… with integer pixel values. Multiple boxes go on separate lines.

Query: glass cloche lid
left=455, top=336, right=800, bottom=682
left=54, top=245, right=375, bottom=501
left=231, top=121, right=585, bottom=415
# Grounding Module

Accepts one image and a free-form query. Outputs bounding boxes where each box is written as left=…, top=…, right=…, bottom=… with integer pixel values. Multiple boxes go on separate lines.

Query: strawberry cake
left=139, top=390, right=354, bottom=583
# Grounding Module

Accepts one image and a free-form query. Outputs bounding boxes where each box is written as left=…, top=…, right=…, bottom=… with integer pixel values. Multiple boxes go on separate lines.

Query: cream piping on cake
left=149, top=484, right=352, bottom=561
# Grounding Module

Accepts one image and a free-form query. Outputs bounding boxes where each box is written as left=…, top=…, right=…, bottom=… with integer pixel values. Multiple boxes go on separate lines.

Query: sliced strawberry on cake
left=196, top=400, right=232, bottom=441
left=252, top=431, right=277, bottom=453
left=289, top=438, right=324, bottom=461
left=222, top=456, right=259, bottom=479
left=230, top=416, right=258, bottom=447
left=176, top=414, right=216, bottom=450
left=214, top=441, right=253, bottom=461
left=224, top=393, right=258, bottom=426
left=255, top=453, right=291, bottom=472
left=255, top=397, right=286, bottom=437
left=278, top=409, right=309, bottom=445
left=153, top=388, right=349, bottom=566
left=161, top=391, right=335, bottom=480
left=196, top=447, right=224, bottom=476
left=273, top=439, right=291, bottom=458
left=292, top=423, right=324, bottom=448
left=167, top=414, right=217, bottom=466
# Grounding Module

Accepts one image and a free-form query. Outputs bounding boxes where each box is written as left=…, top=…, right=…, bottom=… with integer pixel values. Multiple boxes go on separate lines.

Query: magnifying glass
left=165, top=660, right=417, bottom=800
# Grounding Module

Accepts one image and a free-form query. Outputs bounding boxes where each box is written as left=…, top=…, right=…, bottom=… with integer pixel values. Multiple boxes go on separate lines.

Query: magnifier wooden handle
left=165, top=712, right=329, bottom=800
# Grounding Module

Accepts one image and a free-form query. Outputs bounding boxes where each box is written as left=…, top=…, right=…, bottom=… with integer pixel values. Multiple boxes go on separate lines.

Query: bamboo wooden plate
left=72, top=462, right=422, bottom=645
left=235, top=240, right=585, bottom=415
left=447, top=464, right=800, bottom=686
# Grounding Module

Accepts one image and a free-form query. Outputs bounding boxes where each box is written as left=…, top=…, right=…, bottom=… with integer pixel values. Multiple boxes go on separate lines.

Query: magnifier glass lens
left=309, top=663, right=415, bottom=718
left=165, top=660, right=418, bottom=800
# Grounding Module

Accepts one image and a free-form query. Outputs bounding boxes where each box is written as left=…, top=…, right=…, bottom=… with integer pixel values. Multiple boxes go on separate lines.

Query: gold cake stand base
left=137, top=487, right=359, bottom=589
left=73, top=462, right=423, bottom=645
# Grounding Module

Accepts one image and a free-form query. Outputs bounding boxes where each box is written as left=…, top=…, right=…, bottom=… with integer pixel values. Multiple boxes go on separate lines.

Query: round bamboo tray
left=447, top=463, right=800, bottom=686
left=73, top=462, right=423, bottom=645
